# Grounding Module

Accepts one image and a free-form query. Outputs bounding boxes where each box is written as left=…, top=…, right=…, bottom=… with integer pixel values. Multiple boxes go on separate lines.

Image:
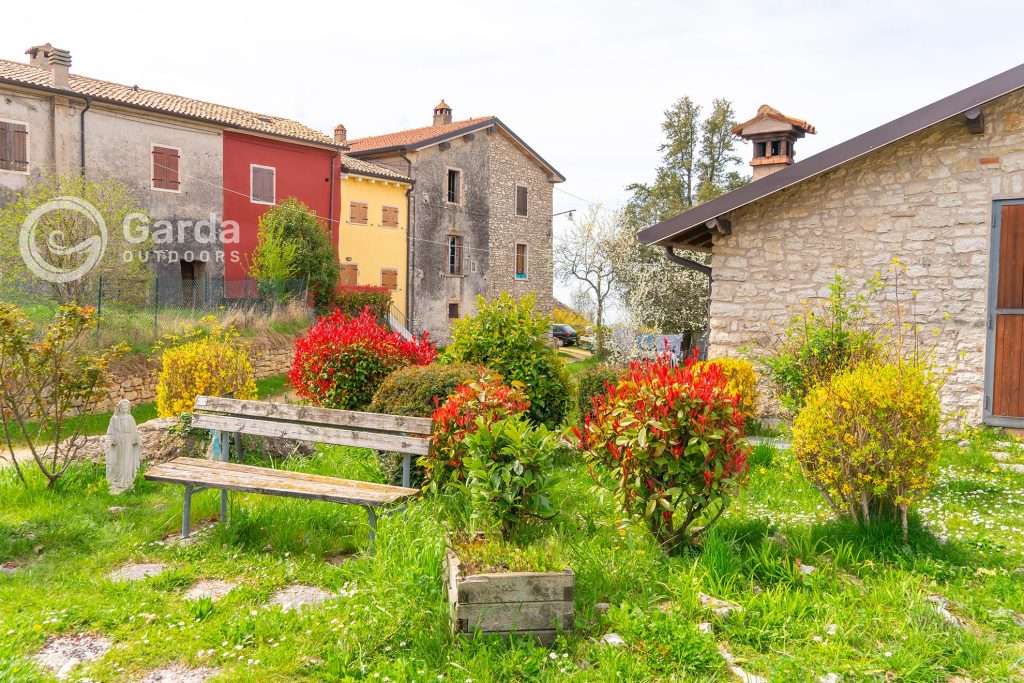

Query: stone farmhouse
left=640, top=63, right=1024, bottom=427
left=345, top=101, right=565, bottom=342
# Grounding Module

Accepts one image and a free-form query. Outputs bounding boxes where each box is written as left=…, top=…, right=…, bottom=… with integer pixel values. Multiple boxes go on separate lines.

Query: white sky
left=6, top=0, right=1024, bottom=312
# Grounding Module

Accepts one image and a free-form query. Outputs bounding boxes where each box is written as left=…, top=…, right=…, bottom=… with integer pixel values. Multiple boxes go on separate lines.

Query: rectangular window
left=515, top=185, right=528, bottom=217
left=381, top=268, right=399, bottom=290
left=0, top=120, right=29, bottom=173
left=339, top=263, right=359, bottom=287
left=350, top=201, right=369, bottom=225
left=381, top=205, right=399, bottom=227
left=250, top=165, right=275, bottom=204
left=754, top=141, right=767, bottom=158
left=448, top=302, right=460, bottom=319
left=515, top=243, right=528, bottom=280
left=151, top=145, right=181, bottom=191
left=447, top=168, right=461, bottom=204
left=447, top=235, right=463, bottom=275
left=770, top=140, right=781, bottom=156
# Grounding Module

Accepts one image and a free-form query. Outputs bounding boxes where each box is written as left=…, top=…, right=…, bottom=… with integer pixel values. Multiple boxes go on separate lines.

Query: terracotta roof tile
left=340, top=155, right=411, bottom=182
left=732, top=104, right=816, bottom=135
left=0, top=58, right=336, bottom=147
left=346, top=117, right=494, bottom=153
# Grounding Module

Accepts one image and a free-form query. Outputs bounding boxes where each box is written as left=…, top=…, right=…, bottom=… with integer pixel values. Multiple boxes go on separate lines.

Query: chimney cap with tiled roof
left=433, top=99, right=453, bottom=126
left=733, top=104, right=815, bottom=180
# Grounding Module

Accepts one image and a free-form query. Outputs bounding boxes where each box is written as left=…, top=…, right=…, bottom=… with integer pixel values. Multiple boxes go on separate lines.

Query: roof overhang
left=0, top=76, right=343, bottom=152
left=639, top=61, right=1024, bottom=247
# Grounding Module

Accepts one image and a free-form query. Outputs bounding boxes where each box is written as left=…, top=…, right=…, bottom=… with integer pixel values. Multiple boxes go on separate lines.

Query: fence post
left=153, top=278, right=159, bottom=342
left=95, top=275, right=102, bottom=347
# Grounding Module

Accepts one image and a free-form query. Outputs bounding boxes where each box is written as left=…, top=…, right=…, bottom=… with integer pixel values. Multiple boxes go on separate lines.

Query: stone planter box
left=445, top=548, right=574, bottom=645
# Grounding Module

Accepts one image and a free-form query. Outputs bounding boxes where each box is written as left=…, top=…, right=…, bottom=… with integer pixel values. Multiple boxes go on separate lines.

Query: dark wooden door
left=992, top=203, right=1024, bottom=418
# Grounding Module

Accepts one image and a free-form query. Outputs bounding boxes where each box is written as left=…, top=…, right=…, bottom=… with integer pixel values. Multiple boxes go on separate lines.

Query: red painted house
left=222, top=131, right=341, bottom=297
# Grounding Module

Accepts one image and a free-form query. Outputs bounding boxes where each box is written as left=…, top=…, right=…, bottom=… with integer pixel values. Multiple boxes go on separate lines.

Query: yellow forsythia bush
left=155, top=328, right=257, bottom=417
left=792, top=361, right=941, bottom=539
left=694, top=357, right=758, bottom=417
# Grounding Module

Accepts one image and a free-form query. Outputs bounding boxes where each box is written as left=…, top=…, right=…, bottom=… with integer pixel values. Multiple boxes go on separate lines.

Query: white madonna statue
left=105, top=400, right=141, bottom=494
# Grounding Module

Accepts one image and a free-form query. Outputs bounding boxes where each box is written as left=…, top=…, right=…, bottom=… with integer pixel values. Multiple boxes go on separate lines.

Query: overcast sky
left=5, top=0, right=1024, bottom=309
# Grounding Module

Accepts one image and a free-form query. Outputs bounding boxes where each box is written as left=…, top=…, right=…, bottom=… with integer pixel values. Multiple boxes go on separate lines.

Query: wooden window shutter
left=340, top=263, right=359, bottom=287
left=251, top=166, right=275, bottom=203
left=12, top=124, right=28, bottom=172
left=152, top=146, right=180, bottom=190
left=0, top=122, right=10, bottom=171
left=382, top=206, right=399, bottom=227
left=516, top=186, right=528, bottom=216
left=350, top=202, right=368, bottom=224
left=381, top=268, right=398, bottom=290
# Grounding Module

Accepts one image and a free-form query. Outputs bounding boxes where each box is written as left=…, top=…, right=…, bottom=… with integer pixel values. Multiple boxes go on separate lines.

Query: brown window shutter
left=381, top=269, right=398, bottom=290
left=0, top=122, right=10, bottom=171
left=340, top=263, right=359, bottom=287
left=12, top=125, right=28, bottom=172
left=152, top=148, right=166, bottom=187
left=382, top=206, right=398, bottom=227
left=165, top=148, right=180, bottom=189
left=360, top=203, right=368, bottom=224
left=350, top=202, right=369, bottom=224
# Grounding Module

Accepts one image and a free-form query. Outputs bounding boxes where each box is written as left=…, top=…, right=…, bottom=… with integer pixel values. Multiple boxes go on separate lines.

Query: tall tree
left=616, top=96, right=747, bottom=333
left=554, top=206, right=617, bottom=356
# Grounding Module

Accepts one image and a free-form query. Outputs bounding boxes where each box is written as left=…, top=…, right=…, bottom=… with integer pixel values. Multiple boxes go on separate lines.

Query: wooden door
left=991, top=203, right=1024, bottom=419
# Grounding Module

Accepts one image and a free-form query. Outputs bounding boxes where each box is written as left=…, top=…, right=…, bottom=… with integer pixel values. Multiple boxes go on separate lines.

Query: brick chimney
left=26, top=43, right=71, bottom=88
left=433, top=99, right=452, bottom=126
left=732, top=105, right=815, bottom=180
left=334, top=124, right=347, bottom=144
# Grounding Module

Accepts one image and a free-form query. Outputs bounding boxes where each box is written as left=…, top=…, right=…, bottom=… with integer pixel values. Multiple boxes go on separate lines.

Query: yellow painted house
left=338, top=155, right=413, bottom=325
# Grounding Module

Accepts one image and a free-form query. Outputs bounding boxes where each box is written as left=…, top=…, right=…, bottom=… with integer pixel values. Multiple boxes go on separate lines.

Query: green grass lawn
left=1, top=435, right=1023, bottom=681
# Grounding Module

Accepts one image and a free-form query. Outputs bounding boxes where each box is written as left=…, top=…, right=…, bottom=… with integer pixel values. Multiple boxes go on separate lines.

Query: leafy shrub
left=289, top=307, right=435, bottom=410
left=249, top=197, right=340, bottom=308
left=792, top=361, right=941, bottom=541
left=575, top=355, right=750, bottom=549
left=334, top=286, right=393, bottom=322
left=762, top=275, right=880, bottom=413
left=576, top=363, right=622, bottom=417
left=443, top=294, right=571, bottom=427
left=425, top=373, right=530, bottom=489
left=462, top=415, right=559, bottom=537
left=369, top=363, right=482, bottom=418
left=0, top=304, right=119, bottom=487
left=694, top=357, right=759, bottom=417
left=156, top=324, right=257, bottom=417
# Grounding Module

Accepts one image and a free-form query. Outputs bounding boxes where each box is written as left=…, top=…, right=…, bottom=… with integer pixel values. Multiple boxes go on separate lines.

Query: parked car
left=551, top=324, right=579, bottom=346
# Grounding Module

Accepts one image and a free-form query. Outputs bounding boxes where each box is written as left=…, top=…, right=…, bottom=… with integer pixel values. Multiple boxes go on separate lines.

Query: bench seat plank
left=194, top=396, right=432, bottom=435
left=190, top=413, right=430, bottom=455
left=146, top=457, right=418, bottom=507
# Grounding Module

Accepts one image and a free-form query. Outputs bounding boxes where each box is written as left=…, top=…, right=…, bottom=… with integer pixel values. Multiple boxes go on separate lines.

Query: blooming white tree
left=554, top=206, right=617, bottom=356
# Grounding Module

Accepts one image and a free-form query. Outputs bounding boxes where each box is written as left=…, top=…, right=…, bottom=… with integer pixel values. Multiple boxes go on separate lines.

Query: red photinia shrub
left=574, top=352, right=750, bottom=549
left=425, top=373, right=531, bottom=490
left=289, top=307, right=436, bottom=410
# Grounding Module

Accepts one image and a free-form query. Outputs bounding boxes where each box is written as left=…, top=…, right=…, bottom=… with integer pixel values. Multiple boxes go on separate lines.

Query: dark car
left=551, top=324, right=578, bottom=346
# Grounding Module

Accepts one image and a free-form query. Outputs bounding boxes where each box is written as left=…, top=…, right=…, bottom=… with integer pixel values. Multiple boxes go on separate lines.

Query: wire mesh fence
left=0, top=274, right=312, bottom=351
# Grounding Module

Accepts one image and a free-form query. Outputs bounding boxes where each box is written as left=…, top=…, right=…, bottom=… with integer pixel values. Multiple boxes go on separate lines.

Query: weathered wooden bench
left=144, top=395, right=432, bottom=546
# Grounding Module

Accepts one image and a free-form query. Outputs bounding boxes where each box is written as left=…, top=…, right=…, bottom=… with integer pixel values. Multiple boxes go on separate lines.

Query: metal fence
left=0, top=274, right=311, bottom=350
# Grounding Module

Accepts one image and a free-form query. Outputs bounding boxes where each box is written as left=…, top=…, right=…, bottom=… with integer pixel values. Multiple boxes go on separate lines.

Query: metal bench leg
left=182, top=484, right=193, bottom=539
left=220, top=490, right=229, bottom=523
left=365, top=506, right=377, bottom=551
left=402, top=454, right=411, bottom=489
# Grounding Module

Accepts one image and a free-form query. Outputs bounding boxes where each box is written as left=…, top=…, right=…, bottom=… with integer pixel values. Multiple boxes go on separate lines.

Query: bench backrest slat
left=191, top=412, right=431, bottom=455
left=194, top=396, right=432, bottom=436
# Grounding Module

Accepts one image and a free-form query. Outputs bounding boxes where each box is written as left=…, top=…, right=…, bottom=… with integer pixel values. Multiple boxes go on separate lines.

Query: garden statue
left=105, top=400, right=141, bottom=494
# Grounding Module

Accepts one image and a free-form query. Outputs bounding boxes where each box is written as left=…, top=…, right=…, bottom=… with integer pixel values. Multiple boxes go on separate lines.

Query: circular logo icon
left=19, top=196, right=107, bottom=284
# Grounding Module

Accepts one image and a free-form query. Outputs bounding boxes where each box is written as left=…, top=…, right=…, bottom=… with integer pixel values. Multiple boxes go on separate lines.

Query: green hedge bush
left=443, top=294, right=571, bottom=427
left=369, top=363, right=482, bottom=418
left=576, top=363, right=622, bottom=417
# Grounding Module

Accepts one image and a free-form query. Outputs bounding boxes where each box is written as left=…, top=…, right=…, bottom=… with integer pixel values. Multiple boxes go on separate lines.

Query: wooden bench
left=144, top=395, right=432, bottom=546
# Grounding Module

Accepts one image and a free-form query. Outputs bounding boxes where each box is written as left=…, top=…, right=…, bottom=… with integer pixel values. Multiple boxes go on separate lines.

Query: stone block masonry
left=708, top=89, right=1024, bottom=424
left=98, top=332, right=298, bottom=411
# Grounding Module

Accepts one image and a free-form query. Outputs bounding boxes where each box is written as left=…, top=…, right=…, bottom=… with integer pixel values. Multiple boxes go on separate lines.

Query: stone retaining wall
left=99, top=332, right=296, bottom=410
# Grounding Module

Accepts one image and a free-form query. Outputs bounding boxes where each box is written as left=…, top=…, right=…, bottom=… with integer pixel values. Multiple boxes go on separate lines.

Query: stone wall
left=99, top=332, right=297, bottom=410
left=708, top=88, right=1024, bottom=424
left=485, top=131, right=555, bottom=314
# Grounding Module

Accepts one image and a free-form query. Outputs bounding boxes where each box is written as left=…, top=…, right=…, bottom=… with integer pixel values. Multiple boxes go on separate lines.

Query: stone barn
left=640, top=63, right=1024, bottom=427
